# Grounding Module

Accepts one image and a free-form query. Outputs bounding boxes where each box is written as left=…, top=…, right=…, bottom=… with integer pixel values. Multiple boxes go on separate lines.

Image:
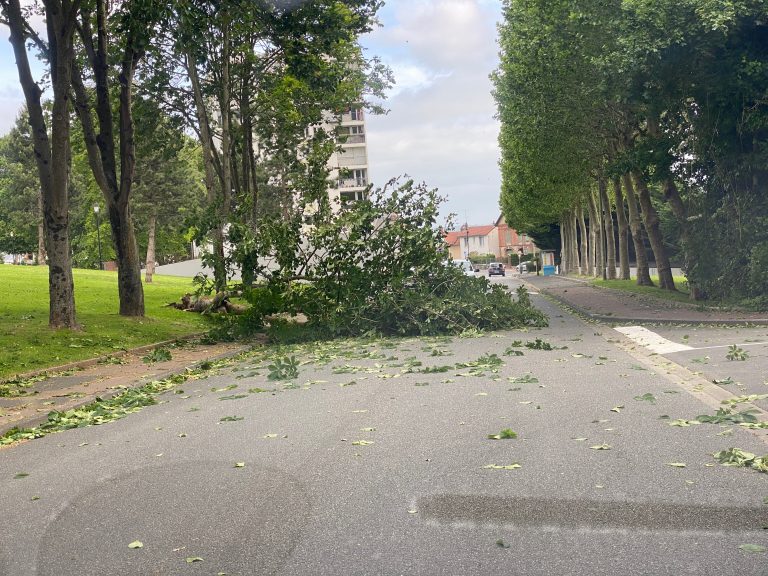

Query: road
left=2, top=274, right=767, bottom=575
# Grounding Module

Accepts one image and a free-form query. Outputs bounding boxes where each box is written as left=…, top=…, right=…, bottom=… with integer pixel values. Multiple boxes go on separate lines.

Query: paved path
left=521, top=274, right=768, bottom=324
left=2, top=287, right=767, bottom=575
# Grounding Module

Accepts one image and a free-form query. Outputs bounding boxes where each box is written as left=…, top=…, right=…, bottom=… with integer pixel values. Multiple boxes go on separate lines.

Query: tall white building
left=327, top=105, right=369, bottom=204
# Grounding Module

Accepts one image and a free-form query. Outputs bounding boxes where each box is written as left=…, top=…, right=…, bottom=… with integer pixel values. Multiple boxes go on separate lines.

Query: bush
left=230, top=178, right=547, bottom=339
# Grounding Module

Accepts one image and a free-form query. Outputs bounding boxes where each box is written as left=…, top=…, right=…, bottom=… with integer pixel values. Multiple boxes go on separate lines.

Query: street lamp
left=93, top=205, right=103, bottom=270
left=464, top=223, right=469, bottom=260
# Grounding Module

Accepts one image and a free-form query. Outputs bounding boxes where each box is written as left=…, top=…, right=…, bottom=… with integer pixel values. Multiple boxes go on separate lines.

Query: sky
left=0, top=0, right=505, bottom=226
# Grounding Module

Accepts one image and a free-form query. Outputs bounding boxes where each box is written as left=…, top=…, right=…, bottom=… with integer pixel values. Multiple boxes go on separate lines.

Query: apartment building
left=327, top=105, right=369, bottom=204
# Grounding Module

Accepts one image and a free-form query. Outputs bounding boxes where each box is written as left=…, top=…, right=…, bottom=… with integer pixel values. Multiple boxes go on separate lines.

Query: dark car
left=488, top=262, right=505, bottom=276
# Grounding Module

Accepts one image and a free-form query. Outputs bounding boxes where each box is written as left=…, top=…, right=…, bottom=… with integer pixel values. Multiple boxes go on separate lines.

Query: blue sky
left=0, top=0, right=504, bottom=225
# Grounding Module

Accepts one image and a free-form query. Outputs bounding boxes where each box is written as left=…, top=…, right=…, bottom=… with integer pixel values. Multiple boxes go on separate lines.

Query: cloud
left=361, top=1, right=504, bottom=224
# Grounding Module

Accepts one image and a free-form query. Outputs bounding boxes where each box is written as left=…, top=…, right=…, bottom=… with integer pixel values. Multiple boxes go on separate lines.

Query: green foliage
left=726, top=345, right=749, bottom=361
left=231, top=178, right=547, bottom=339
left=142, top=347, right=173, bottom=364
left=267, top=356, right=300, bottom=381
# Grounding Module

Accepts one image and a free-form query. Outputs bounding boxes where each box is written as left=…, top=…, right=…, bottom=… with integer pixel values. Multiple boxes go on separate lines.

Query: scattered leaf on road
left=738, top=544, right=766, bottom=553
left=483, top=463, right=522, bottom=470
left=351, top=440, right=374, bottom=446
left=590, top=444, right=612, bottom=450
left=186, top=557, right=204, bottom=563
left=128, top=541, right=143, bottom=549
left=13, top=472, right=29, bottom=479
left=667, top=462, right=687, bottom=468
left=610, top=406, right=624, bottom=413
left=234, top=462, right=245, bottom=468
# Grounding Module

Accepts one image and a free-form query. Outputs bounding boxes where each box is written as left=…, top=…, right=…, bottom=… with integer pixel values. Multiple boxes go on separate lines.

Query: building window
left=350, top=107, right=363, bottom=121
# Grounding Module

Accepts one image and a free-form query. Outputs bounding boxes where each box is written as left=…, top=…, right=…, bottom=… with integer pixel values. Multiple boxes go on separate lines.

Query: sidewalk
left=521, top=273, right=768, bottom=324
left=0, top=340, right=251, bottom=437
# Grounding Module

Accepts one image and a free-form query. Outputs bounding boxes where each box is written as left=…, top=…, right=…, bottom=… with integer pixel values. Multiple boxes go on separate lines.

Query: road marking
left=681, top=341, right=768, bottom=351
left=614, top=326, right=694, bottom=354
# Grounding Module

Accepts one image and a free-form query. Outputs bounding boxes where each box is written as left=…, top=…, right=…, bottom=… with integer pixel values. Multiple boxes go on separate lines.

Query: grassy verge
left=0, top=265, right=212, bottom=378
left=591, top=276, right=695, bottom=305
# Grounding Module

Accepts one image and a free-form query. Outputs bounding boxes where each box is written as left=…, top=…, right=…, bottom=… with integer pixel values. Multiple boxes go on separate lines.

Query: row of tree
left=0, top=0, right=387, bottom=328
left=0, top=107, right=205, bottom=273
left=493, top=0, right=768, bottom=302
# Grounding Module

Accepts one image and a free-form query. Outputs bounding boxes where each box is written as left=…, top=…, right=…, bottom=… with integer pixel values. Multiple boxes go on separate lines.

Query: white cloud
left=362, top=0, right=504, bottom=224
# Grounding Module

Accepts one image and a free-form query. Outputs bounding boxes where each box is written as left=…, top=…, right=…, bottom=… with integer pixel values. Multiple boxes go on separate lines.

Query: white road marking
left=614, top=326, right=694, bottom=354
left=681, top=341, right=768, bottom=351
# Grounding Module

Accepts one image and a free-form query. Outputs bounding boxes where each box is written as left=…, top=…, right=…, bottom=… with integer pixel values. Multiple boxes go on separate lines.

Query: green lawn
left=591, top=276, right=694, bottom=304
left=0, top=265, right=212, bottom=378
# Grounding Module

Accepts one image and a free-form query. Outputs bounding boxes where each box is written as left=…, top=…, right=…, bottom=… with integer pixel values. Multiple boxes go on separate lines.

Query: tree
left=0, top=111, right=42, bottom=260
left=1, top=0, right=80, bottom=328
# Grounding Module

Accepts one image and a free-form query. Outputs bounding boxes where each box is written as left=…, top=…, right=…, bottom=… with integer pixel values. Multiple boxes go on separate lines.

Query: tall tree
left=1, top=0, right=80, bottom=328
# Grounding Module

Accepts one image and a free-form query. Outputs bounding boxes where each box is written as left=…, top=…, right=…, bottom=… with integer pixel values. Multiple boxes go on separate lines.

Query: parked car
left=517, top=262, right=528, bottom=273
left=452, top=259, right=479, bottom=276
left=488, top=262, right=505, bottom=276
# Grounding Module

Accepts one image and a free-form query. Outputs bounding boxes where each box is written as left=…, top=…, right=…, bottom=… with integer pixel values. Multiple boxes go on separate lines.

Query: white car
left=452, top=259, right=478, bottom=276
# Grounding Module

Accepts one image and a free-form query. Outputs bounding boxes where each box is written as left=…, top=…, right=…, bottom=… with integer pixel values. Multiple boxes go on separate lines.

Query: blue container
left=543, top=265, right=555, bottom=276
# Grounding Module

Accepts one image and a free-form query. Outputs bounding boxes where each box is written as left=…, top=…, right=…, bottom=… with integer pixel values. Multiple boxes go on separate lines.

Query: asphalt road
left=2, top=276, right=767, bottom=576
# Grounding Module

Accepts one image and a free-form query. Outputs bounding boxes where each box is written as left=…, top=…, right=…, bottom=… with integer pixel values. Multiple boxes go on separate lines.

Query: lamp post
left=94, top=205, right=103, bottom=270
left=464, top=223, right=469, bottom=260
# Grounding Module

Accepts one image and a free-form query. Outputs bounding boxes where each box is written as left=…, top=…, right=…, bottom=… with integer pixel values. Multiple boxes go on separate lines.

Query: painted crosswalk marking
left=614, top=326, right=694, bottom=354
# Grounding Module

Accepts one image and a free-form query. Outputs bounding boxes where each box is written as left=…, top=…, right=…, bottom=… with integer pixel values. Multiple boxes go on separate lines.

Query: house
left=443, top=215, right=535, bottom=263
left=495, top=214, right=535, bottom=261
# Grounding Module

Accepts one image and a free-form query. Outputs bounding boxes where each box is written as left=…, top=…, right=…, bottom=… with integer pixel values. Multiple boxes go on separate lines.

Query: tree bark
left=37, top=190, right=46, bottom=264
left=621, top=173, right=654, bottom=286
left=145, top=211, right=157, bottom=283
left=577, top=202, right=588, bottom=275
left=662, top=177, right=703, bottom=299
left=559, top=215, right=567, bottom=273
left=71, top=0, right=145, bottom=316
left=5, top=0, right=79, bottom=328
left=588, top=191, right=603, bottom=278
left=599, top=176, right=616, bottom=279
left=186, top=49, right=227, bottom=290
left=587, top=192, right=597, bottom=276
left=632, top=172, right=676, bottom=291
left=569, top=208, right=579, bottom=274
left=612, top=177, right=630, bottom=280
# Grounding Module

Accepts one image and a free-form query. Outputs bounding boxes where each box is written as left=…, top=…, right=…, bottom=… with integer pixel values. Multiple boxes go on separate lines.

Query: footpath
left=0, top=339, right=251, bottom=437
left=521, top=273, right=768, bottom=325
left=3, top=274, right=766, bottom=438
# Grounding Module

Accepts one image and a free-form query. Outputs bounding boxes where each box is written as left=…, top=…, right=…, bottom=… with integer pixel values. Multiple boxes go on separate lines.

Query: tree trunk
left=587, top=192, right=597, bottom=276
left=612, top=177, right=630, bottom=280
left=621, top=173, right=654, bottom=286
left=632, top=172, right=676, bottom=291
left=71, top=0, right=145, bottom=316
left=662, top=177, right=703, bottom=299
left=599, top=177, right=616, bottom=279
left=216, top=12, right=233, bottom=292
left=588, top=191, right=603, bottom=278
left=577, top=202, right=588, bottom=275
left=186, top=50, right=227, bottom=290
left=569, top=208, right=579, bottom=274
left=37, top=190, right=46, bottom=264
left=6, top=0, right=78, bottom=329
left=145, top=210, right=157, bottom=283
left=559, top=216, right=567, bottom=273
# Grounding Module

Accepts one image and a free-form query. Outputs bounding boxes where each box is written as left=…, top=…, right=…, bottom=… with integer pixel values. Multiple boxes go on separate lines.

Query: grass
left=591, top=276, right=696, bottom=305
left=0, top=265, right=213, bottom=378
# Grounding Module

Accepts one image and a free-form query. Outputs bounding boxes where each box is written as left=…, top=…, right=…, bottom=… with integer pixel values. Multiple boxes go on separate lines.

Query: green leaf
left=738, top=544, right=766, bottom=553
left=633, top=393, right=656, bottom=404
left=128, top=540, right=143, bottom=549
left=185, top=557, right=204, bottom=563
left=610, top=405, right=624, bottom=413
left=351, top=440, right=374, bottom=446
left=234, top=462, right=245, bottom=468
left=483, top=463, right=522, bottom=470
left=13, top=472, right=29, bottom=479
left=590, top=444, right=612, bottom=450
left=667, top=462, right=686, bottom=468
left=496, top=539, right=510, bottom=548
left=218, top=394, right=248, bottom=401
left=220, top=416, right=244, bottom=422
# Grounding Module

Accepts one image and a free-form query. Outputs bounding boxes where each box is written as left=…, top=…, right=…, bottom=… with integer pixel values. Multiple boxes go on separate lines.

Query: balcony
left=342, top=134, right=366, bottom=145
left=338, top=177, right=367, bottom=189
